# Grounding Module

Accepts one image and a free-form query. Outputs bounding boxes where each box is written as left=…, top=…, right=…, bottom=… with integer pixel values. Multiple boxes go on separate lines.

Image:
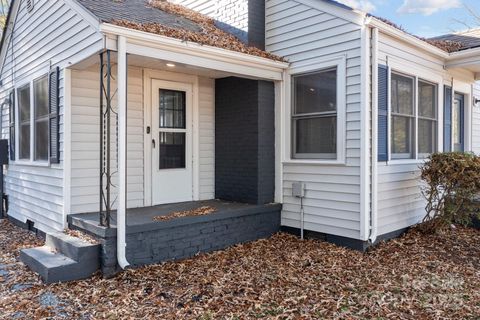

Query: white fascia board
left=100, top=23, right=289, bottom=81
left=66, top=0, right=101, bottom=31
left=295, top=0, right=367, bottom=26
left=367, top=18, right=449, bottom=59
left=446, top=47, right=480, bottom=69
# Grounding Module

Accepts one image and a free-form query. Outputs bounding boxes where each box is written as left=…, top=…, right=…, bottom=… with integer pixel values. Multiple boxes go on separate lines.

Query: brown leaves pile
left=1, top=219, right=480, bottom=319
left=111, top=0, right=286, bottom=62
left=153, top=206, right=216, bottom=222
left=374, top=16, right=466, bottom=53
left=63, top=229, right=99, bottom=245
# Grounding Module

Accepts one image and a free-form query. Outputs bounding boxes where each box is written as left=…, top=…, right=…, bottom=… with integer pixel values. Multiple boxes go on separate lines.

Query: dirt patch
left=153, top=206, right=217, bottom=222
left=0, top=219, right=479, bottom=319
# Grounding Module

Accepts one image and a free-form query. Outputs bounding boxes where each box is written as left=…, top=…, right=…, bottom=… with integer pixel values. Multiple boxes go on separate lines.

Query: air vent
left=26, top=0, right=34, bottom=12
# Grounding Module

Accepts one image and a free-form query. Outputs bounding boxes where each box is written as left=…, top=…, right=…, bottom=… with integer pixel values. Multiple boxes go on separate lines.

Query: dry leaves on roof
left=153, top=206, right=217, bottom=222
left=374, top=16, right=466, bottom=53
left=111, top=0, right=286, bottom=62
left=1, top=219, right=480, bottom=318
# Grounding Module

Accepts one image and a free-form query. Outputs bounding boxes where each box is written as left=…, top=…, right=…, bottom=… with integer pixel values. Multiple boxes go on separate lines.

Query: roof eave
left=367, top=17, right=450, bottom=59
left=100, top=23, right=289, bottom=78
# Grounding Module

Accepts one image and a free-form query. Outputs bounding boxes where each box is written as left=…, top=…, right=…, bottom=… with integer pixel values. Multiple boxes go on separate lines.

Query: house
left=0, top=0, right=479, bottom=282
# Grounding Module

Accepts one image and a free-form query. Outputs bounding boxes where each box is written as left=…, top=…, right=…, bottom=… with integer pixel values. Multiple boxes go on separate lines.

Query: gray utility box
left=292, top=182, right=305, bottom=198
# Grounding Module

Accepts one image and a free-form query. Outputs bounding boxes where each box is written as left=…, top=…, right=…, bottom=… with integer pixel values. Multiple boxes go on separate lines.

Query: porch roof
left=76, top=0, right=284, bottom=62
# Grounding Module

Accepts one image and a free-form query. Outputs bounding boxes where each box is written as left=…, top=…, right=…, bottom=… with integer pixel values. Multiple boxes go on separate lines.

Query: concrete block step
left=20, top=246, right=98, bottom=283
left=46, top=232, right=99, bottom=262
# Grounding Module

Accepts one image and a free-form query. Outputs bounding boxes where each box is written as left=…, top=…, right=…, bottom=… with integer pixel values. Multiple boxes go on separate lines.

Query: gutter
left=369, top=27, right=379, bottom=244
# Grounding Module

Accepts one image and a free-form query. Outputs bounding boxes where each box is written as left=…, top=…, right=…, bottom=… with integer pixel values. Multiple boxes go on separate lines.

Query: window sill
left=10, top=161, right=51, bottom=168
left=382, top=159, right=427, bottom=166
left=283, top=159, right=346, bottom=166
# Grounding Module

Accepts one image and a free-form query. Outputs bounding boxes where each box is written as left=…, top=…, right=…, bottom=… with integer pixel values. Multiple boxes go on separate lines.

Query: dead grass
left=1, top=219, right=479, bottom=319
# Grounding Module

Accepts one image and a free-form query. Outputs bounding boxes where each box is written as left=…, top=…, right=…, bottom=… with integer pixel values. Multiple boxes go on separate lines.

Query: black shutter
left=378, top=65, right=389, bottom=161
left=8, top=90, right=15, bottom=161
left=49, top=67, right=60, bottom=164
left=444, top=86, right=452, bottom=152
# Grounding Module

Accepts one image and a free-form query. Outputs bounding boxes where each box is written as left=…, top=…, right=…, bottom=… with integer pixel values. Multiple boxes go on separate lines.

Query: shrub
left=420, top=152, right=480, bottom=233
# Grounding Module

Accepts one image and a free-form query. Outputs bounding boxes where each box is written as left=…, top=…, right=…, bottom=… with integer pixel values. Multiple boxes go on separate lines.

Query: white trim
left=359, top=25, right=370, bottom=241
left=287, top=55, right=347, bottom=165
left=100, top=23, right=288, bottom=81
left=63, top=68, right=72, bottom=228
left=294, top=0, right=367, bottom=26
left=274, top=76, right=284, bottom=203
left=64, top=0, right=101, bottom=30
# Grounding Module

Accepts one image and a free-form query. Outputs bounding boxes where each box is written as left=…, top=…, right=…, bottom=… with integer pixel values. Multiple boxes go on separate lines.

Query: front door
left=453, top=93, right=465, bottom=152
left=151, top=80, right=193, bottom=205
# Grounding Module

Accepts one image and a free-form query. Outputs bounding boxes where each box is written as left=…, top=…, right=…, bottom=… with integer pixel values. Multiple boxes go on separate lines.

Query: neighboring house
left=0, top=0, right=480, bottom=280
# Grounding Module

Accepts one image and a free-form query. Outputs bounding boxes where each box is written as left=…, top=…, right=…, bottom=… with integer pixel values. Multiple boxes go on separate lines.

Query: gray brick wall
left=125, top=205, right=281, bottom=266
left=215, top=77, right=275, bottom=205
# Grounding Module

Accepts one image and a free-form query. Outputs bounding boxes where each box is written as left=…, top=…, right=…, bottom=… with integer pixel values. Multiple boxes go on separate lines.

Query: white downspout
left=370, top=27, right=379, bottom=244
left=117, top=35, right=130, bottom=269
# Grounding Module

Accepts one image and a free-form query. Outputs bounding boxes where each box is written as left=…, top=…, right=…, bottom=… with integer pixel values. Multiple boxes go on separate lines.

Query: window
left=18, top=84, right=31, bottom=160
left=390, top=72, right=438, bottom=160
left=418, top=80, right=437, bottom=156
left=292, top=68, right=337, bottom=159
left=391, top=73, right=414, bottom=159
left=15, top=75, right=50, bottom=163
left=159, top=89, right=186, bottom=169
left=453, top=93, right=465, bottom=152
left=34, top=76, right=49, bottom=161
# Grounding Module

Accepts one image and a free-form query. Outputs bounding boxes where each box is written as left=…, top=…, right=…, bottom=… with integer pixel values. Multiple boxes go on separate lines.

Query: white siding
left=70, top=67, right=215, bottom=213
left=376, top=32, right=476, bottom=236
left=198, top=77, right=215, bottom=200
left=171, top=0, right=248, bottom=31
left=266, top=0, right=363, bottom=239
left=472, top=82, right=480, bottom=154
left=0, top=0, right=102, bottom=232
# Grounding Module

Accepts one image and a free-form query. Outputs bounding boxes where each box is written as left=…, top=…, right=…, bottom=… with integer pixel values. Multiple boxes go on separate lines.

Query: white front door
left=151, top=79, right=193, bottom=205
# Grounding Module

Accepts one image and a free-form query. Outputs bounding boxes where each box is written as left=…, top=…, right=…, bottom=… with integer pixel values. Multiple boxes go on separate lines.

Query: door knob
left=152, top=139, right=156, bottom=148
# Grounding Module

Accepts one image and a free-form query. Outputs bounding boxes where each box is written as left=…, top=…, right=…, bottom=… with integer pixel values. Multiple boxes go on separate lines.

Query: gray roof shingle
left=77, top=0, right=201, bottom=32
left=429, top=29, right=480, bottom=51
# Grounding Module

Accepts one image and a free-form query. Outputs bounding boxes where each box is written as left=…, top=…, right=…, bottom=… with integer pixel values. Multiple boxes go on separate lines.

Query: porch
left=68, top=200, right=281, bottom=276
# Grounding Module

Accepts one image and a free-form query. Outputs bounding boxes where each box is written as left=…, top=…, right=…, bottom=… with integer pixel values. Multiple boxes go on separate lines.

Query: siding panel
left=266, top=0, right=363, bottom=239
left=0, top=0, right=102, bottom=232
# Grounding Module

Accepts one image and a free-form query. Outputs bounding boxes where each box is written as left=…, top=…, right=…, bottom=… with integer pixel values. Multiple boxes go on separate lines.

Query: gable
left=0, top=0, right=103, bottom=80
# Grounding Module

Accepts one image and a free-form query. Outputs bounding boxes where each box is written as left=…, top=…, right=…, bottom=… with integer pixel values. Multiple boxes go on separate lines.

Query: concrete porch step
left=46, top=232, right=99, bottom=262
left=20, top=232, right=100, bottom=283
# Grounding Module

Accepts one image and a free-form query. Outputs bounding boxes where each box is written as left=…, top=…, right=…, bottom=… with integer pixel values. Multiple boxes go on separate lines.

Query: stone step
left=20, top=246, right=98, bottom=283
left=46, top=232, right=99, bottom=262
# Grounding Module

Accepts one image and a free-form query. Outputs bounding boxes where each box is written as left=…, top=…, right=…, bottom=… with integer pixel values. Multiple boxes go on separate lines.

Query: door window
left=158, top=89, right=186, bottom=169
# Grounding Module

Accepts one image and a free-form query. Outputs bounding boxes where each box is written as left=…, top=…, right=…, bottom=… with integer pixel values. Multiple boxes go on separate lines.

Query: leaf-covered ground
left=0, top=219, right=479, bottom=319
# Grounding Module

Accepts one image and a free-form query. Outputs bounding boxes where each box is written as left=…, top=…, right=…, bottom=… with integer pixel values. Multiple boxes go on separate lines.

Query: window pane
left=392, top=115, right=413, bottom=158
left=295, top=116, right=336, bottom=157
left=20, top=124, right=30, bottom=159
left=18, top=85, right=30, bottom=160
left=391, top=73, right=414, bottom=115
left=418, top=119, right=437, bottom=155
left=294, top=68, right=337, bottom=114
left=34, top=76, right=48, bottom=118
left=159, top=90, right=185, bottom=129
left=159, top=132, right=186, bottom=169
left=35, top=119, right=48, bottom=161
left=419, top=81, right=436, bottom=118
left=453, top=98, right=463, bottom=152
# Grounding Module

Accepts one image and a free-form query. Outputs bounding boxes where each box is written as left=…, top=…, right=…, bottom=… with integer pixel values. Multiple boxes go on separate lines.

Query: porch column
left=117, top=35, right=130, bottom=268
